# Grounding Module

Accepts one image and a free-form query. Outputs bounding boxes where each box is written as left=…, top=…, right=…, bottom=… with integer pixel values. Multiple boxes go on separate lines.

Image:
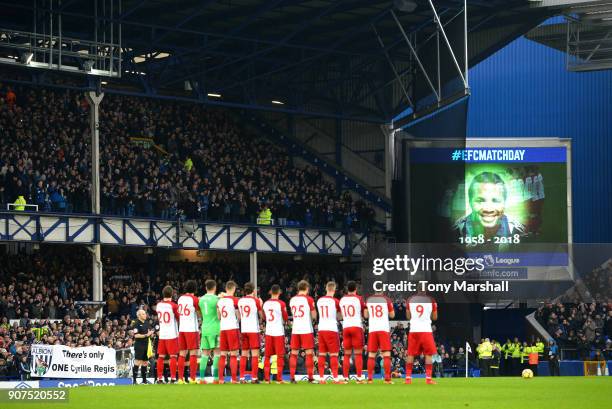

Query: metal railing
left=6, top=203, right=39, bottom=211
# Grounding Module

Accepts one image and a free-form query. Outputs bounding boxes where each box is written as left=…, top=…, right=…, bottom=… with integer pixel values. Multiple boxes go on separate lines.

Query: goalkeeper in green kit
left=199, top=279, right=221, bottom=383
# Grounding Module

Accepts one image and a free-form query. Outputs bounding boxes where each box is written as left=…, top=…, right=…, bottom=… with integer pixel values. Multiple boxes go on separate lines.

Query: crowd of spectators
left=0, top=248, right=439, bottom=380
left=2, top=248, right=610, bottom=380
left=0, top=83, right=376, bottom=230
left=0, top=251, right=92, bottom=321
left=536, top=301, right=612, bottom=360
left=535, top=258, right=612, bottom=360
left=0, top=250, right=139, bottom=379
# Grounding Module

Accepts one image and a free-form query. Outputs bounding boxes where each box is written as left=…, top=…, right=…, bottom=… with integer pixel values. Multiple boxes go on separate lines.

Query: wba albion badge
left=32, top=345, right=53, bottom=376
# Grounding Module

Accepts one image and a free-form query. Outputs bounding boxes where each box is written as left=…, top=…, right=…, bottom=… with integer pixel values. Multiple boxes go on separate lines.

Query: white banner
left=30, top=345, right=117, bottom=379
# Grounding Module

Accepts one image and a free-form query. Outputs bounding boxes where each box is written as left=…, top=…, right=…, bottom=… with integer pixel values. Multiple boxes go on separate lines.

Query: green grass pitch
left=28, top=377, right=611, bottom=409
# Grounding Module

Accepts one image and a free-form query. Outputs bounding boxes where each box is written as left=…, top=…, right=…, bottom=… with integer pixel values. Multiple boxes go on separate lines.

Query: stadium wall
left=482, top=308, right=534, bottom=342
left=467, top=27, right=612, bottom=243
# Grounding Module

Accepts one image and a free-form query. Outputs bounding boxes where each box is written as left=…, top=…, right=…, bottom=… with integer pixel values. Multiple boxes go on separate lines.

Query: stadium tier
left=0, top=83, right=376, bottom=230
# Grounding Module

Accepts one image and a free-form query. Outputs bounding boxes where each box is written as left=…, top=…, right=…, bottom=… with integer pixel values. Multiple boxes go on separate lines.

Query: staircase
left=235, top=110, right=392, bottom=214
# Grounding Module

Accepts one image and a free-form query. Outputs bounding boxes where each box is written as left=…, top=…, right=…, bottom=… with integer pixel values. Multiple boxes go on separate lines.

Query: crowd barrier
left=536, top=360, right=611, bottom=376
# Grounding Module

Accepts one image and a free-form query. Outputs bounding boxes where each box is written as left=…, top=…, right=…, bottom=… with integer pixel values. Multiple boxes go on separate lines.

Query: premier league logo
left=32, top=345, right=53, bottom=377
left=483, top=254, right=495, bottom=267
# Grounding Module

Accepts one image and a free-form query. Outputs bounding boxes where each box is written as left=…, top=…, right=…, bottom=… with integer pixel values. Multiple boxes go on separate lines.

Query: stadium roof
left=527, top=2, right=612, bottom=72
left=0, top=0, right=558, bottom=123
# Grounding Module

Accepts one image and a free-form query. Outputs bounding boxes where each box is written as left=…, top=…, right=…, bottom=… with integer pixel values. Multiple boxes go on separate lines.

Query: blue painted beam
left=0, top=212, right=366, bottom=256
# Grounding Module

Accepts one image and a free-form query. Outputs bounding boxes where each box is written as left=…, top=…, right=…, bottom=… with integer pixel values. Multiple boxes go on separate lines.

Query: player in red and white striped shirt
left=238, top=282, right=263, bottom=383
left=155, top=285, right=180, bottom=383
left=316, top=281, right=342, bottom=384
left=176, top=280, right=201, bottom=384
left=365, top=292, right=395, bottom=384
left=405, top=292, right=438, bottom=385
left=289, top=280, right=317, bottom=383
left=217, top=281, right=240, bottom=384
left=263, top=284, right=288, bottom=383
left=339, top=280, right=366, bottom=383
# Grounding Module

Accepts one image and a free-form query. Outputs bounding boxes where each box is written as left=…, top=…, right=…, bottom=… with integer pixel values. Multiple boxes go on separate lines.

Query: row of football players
left=154, top=279, right=438, bottom=384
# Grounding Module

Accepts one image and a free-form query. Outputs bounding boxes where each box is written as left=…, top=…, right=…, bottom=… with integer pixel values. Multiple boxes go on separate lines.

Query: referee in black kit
left=131, top=309, right=154, bottom=384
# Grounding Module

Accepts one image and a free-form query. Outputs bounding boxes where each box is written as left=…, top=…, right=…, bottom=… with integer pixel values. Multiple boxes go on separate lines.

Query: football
left=522, top=369, right=534, bottom=379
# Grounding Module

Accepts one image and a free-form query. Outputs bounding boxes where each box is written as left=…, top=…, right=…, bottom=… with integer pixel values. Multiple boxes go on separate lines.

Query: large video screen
left=406, top=140, right=571, bottom=273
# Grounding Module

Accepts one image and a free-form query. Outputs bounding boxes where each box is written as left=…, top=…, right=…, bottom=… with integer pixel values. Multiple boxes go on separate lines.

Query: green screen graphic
left=407, top=144, right=569, bottom=251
